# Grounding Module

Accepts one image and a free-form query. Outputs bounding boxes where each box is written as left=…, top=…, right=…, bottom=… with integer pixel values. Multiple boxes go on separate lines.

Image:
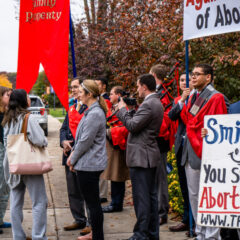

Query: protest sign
left=184, top=0, right=240, bottom=40
left=197, top=114, right=240, bottom=228
left=16, top=0, right=70, bottom=110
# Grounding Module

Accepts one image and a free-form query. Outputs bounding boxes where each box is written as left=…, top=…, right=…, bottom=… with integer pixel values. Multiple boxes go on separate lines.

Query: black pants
left=111, top=181, right=125, bottom=209
left=77, top=171, right=104, bottom=240
left=65, top=166, right=86, bottom=224
left=130, top=167, right=159, bottom=240
left=176, top=148, right=191, bottom=225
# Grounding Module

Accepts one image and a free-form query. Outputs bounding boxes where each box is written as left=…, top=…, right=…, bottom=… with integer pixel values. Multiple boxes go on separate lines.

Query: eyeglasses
left=191, top=72, right=206, bottom=77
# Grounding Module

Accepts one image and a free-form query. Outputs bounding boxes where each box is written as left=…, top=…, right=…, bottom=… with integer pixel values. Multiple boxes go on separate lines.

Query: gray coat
left=117, top=93, right=164, bottom=168
left=3, top=114, right=48, bottom=189
left=70, top=101, right=107, bottom=172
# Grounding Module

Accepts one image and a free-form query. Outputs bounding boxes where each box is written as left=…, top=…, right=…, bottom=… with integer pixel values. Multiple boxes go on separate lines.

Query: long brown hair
left=0, top=86, right=11, bottom=113
left=82, top=80, right=108, bottom=115
left=2, top=89, right=29, bottom=127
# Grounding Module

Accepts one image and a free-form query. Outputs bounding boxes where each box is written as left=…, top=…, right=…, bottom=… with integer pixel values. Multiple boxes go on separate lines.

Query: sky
left=0, top=0, right=84, bottom=73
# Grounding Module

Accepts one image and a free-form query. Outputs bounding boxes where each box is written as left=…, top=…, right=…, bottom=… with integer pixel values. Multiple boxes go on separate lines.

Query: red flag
left=16, top=0, right=70, bottom=110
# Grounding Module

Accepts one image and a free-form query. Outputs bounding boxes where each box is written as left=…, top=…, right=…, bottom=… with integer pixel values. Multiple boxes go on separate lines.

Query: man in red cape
left=150, top=64, right=173, bottom=225
left=101, top=86, right=131, bottom=213
left=180, top=64, right=228, bottom=240
left=60, top=78, right=88, bottom=232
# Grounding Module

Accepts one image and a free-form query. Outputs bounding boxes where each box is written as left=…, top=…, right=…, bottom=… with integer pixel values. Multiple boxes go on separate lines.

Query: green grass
left=49, top=108, right=66, bottom=122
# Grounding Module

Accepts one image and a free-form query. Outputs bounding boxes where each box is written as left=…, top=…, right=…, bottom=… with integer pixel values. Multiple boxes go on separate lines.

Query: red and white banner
left=16, top=0, right=70, bottom=110
left=184, top=0, right=240, bottom=40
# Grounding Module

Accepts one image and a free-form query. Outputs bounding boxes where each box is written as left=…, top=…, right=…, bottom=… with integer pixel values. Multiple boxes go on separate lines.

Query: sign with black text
left=197, top=114, right=240, bottom=228
left=184, top=0, right=240, bottom=40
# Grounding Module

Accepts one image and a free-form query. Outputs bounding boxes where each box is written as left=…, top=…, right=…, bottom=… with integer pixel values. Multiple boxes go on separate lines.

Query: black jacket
left=60, top=104, right=87, bottom=165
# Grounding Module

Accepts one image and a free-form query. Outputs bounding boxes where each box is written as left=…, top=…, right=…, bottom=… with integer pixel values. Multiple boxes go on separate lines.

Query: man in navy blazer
left=60, top=78, right=87, bottom=231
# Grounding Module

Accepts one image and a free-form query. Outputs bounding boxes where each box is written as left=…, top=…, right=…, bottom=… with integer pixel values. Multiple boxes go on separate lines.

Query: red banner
left=16, top=0, right=70, bottom=110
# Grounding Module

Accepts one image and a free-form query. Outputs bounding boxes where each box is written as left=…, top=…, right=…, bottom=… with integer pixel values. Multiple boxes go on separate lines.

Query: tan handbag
left=7, top=113, right=52, bottom=175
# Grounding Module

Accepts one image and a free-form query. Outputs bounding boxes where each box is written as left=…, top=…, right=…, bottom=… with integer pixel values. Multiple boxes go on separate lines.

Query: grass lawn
left=49, top=108, right=66, bottom=122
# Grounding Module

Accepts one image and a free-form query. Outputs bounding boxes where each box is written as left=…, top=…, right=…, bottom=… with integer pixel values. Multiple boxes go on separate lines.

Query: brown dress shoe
left=64, top=222, right=86, bottom=231
left=26, top=237, right=32, bottom=240
left=80, top=226, right=92, bottom=236
left=169, top=222, right=188, bottom=232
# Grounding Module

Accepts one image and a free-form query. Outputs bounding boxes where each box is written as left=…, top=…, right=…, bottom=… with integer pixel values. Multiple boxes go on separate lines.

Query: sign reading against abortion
left=197, top=114, right=240, bottom=228
left=16, top=0, right=70, bottom=110
left=184, top=0, right=240, bottom=40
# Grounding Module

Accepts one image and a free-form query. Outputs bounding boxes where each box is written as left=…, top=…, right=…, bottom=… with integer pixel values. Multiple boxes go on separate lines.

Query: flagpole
left=185, top=39, right=194, bottom=237
left=185, top=40, right=189, bottom=90
left=69, top=10, right=77, bottom=78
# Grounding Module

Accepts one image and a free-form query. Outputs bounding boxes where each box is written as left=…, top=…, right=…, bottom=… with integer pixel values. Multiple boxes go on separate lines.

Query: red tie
left=196, top=93, right=200, bottom=99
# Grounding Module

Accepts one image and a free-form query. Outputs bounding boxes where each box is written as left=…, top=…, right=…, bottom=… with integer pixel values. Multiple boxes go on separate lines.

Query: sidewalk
left=2, top=116, right=190, bottom=240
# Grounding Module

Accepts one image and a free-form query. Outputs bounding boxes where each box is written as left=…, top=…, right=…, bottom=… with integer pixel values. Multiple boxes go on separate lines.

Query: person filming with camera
left=101, top=86, right=132, bottom=213
left=116, top=74, right=164, bottom=240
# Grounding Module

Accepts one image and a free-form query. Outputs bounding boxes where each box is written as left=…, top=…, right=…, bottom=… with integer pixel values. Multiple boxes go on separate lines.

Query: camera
left=118, top=90, right=137, bottom=106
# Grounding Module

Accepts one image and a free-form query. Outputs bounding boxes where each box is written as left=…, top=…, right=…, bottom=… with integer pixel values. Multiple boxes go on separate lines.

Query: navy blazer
left=60, top=104, right=87, bottom=165
left=229, top=100, right=240, bottom=114
left=168, top=101, right=186, bottom=158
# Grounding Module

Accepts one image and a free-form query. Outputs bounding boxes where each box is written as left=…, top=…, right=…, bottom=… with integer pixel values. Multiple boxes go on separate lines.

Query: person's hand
left=180, top=88, right=191, bottom=103
left=62, top=140, right=73, bottom=156
left=118, top=97, right=126, bottom=109
left=201, top=128, right=208, bottom=138
left=67, top=151, right=76, bottom=172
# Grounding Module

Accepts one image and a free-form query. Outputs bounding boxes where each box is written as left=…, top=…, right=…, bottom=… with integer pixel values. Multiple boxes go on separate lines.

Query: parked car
left=28, top=95, right=48, bottom=136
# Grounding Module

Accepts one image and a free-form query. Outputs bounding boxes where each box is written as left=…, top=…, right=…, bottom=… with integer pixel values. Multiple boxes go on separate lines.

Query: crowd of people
left=0, top=63, right=239, bottom=240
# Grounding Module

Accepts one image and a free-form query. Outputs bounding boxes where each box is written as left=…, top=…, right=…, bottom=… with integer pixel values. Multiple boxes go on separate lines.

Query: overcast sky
left=0, top=0, right=84, bottom=73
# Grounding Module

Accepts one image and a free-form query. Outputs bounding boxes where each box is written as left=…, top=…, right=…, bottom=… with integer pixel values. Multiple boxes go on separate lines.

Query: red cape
left=68, top=105, right=85, bottom=139
left=107, top=108, right=129, bottom=150
left=181, top=93, right=227, bottom=159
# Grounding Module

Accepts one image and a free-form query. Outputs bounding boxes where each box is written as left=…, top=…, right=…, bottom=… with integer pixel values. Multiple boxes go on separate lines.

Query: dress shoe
left=0, top=222, right=11, bottom=228
left=64, top=222, right=86, bottom=231
left=78, top=231, right=92, bottom=240
left=100, top=198, right=108, bottom=203
left=102, top=205, right=123, bottom=213
left=26, top=237, right=32, bottom=240
left=185, top=230, right=197, bottom=237
left=80, top=226, right=92, bottom=236
left=159, top=217, right=167, bottom=225
left=0, top=229, right=3, bottom=234
left=169, top=222, right=188, bottom=232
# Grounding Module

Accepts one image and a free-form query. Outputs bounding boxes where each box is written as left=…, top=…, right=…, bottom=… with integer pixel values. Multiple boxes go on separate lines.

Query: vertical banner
left=16, top=0, right=70, bottom=110
left=184, top=0, right=240, bottom=40
left=198, top=114, right=240, bottom=228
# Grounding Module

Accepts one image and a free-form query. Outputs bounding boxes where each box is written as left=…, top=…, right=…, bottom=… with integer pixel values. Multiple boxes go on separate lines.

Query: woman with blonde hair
left=0, top=86, right=12, bottom=234
left=67, top=80, right=108, bottom=240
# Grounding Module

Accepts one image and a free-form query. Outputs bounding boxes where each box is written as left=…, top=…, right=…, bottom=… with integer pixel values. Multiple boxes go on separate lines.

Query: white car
left=28, top=95, right=48, bottom=136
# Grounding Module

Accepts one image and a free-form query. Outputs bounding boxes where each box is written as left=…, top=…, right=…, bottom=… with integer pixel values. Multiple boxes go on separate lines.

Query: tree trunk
left=83, top=0, right=91, bottom=25
left=90, top=0, right=96, bottom=25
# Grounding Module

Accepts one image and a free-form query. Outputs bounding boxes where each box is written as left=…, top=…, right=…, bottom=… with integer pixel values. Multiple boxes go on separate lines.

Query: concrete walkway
left=2, top=116, right=190, bottom=240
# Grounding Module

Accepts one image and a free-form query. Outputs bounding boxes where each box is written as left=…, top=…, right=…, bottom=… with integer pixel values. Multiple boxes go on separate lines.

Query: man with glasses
left=180, top=64, right=228, bottom=240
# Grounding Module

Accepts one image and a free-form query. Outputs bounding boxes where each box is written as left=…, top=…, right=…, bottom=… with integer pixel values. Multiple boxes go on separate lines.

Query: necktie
left=76, top=102, right=81, bottom=112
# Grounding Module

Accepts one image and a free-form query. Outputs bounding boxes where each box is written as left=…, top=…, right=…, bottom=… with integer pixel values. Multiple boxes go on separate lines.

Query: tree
left=70, top=0, right=240, bottom=101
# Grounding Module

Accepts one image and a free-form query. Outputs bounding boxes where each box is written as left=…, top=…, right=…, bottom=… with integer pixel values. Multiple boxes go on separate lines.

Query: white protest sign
left=197, top=114, right=240, bottom=228
left=184, top=0, right=240, bottom=40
